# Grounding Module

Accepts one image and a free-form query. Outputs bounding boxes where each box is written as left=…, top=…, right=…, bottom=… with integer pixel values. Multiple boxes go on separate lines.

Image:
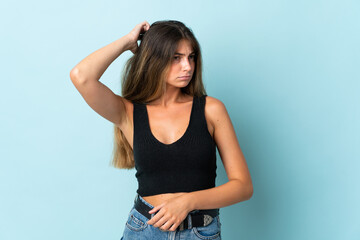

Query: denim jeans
left=120, top=194, right=222, bottom=240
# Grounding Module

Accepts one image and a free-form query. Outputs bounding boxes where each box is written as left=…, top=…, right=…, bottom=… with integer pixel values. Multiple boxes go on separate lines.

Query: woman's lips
left=179, top=76, right=191, bottom=80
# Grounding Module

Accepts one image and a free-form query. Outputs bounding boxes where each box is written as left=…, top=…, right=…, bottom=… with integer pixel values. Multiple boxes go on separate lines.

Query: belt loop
left=188, top=213, right=192, bottom=229
left=134, top=194, right=138, bottom=204
left=178, top=221, right=184, bottom=231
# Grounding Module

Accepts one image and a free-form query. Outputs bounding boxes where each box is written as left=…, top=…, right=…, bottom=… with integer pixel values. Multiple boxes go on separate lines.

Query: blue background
left=1, top=0, right=359, bottom=239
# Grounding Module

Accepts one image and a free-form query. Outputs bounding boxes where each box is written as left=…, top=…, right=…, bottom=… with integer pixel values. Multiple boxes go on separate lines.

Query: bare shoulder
left=204, top=95, right=228, bottom=129
left=204, top=95, right=227, bottom=116
left=204, top=95, right=225, bottom=109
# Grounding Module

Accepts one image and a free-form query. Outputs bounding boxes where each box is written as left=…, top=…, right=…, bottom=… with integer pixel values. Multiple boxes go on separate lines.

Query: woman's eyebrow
left=174, top=51, right=195, bottom=56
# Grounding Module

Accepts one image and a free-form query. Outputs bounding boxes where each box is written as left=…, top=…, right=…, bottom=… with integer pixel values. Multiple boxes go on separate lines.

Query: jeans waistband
left=133, top=193, right=219, bottom=231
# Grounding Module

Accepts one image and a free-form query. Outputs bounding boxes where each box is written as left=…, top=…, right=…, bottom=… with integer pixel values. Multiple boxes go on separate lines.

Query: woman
left=70, top=20, right=253, bottom=240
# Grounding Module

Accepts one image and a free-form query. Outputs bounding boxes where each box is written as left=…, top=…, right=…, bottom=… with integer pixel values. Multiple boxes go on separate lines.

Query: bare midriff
left=142, top=192, right=188, bottom=207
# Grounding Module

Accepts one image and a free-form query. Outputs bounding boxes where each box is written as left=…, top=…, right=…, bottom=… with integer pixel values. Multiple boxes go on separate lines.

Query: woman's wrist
left=114, top=35, right=132, bottom=53
left=120, top=34, right=132, bottom=52
left=184, top=192, right=197, bottom=212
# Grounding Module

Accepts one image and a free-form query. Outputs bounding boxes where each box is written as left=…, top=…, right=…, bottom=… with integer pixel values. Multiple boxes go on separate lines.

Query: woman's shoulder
left=202, top=95, right=228, bottom=126
left=203, top=95, right=226, bottom=111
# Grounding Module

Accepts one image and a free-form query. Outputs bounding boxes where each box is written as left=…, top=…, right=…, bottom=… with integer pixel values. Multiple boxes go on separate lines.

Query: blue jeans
left=120, top=194, right=222, bottom=240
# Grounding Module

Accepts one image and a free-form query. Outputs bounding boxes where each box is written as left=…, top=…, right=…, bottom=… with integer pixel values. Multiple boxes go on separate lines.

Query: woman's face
left=165, top=39, right=196, bottom=88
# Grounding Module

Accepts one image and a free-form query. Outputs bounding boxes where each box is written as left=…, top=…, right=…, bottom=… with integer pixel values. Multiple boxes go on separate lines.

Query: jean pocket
left=192, top=215, right=221, bottom=240
left=125, top=207, right=149, bottom=232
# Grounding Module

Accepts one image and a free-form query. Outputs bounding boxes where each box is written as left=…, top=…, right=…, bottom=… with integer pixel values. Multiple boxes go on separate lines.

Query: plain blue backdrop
left=1, top=0, right=359, bottom=239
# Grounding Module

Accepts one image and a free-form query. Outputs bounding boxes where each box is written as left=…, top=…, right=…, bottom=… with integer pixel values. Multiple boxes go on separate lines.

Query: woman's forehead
left=175, top=39, right=194, bottom=53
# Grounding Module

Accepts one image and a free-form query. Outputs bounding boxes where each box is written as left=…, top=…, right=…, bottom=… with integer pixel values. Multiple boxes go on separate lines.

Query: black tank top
left=132, top=95, right=217, bottom=197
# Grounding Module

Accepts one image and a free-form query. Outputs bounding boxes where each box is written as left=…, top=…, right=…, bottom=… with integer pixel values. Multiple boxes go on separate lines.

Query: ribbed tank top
left=132, top=94, right=217, bottom=197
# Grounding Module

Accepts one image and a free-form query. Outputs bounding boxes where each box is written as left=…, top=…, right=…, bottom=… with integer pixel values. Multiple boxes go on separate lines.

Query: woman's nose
left=182, top=58, right=192, bottom=70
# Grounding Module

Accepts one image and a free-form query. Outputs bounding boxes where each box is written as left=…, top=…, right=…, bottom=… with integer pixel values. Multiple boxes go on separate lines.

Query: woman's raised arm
left=69, top=21, right=150, bottom=126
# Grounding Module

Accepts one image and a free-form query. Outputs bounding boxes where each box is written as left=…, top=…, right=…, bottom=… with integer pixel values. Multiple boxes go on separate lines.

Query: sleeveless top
left=132, top=95, right=217, bottom=197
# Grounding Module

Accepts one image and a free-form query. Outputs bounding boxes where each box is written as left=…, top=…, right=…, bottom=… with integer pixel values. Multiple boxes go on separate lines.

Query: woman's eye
left=173, top=55, right=195, bottom=61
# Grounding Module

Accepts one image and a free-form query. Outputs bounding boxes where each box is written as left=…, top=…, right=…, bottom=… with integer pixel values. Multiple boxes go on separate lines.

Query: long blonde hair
left=110, top=20, right=207, bottom=169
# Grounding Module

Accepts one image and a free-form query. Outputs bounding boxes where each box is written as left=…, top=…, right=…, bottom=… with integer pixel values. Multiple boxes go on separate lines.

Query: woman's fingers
left=149, top=203, right=164, bottom=214
left=145, top=21, right=150, bottom=30
left=152, top=214, right=178, bottom=232
left=153, top=215, right=168, bottom=228
left=127, top=21, right=150, bottom=53
left=139, top=21, right=150, bottom=37
left=128, top=21, right=149, bottom=41
left=159, top=218, right=177, bottom=232
left=125, top=21, right=146, bottom=54
left=141, top=20, right=150, bottom=30
left=139, top=21, right=150, bottom=32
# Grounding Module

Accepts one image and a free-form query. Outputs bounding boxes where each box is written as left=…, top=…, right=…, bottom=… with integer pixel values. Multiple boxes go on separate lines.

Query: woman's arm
left=70, top=35, right=131, bottom=84
left=186, top=96, right=253, bottom=210
left=69, top=21, right=150, bottom=126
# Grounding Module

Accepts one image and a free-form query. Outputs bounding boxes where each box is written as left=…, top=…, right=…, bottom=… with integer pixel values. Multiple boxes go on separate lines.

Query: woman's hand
left=125, top=20, right=150, bottom=54
left=147, top=193, right=194, bottom=232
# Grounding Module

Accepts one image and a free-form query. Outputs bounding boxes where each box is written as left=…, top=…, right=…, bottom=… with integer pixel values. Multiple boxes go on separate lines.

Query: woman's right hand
left=126, top=21, right=150, bottom=54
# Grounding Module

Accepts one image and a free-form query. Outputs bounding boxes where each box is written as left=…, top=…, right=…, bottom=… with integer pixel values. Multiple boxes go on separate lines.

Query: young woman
left=70, top=20, right=253, bottom=240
